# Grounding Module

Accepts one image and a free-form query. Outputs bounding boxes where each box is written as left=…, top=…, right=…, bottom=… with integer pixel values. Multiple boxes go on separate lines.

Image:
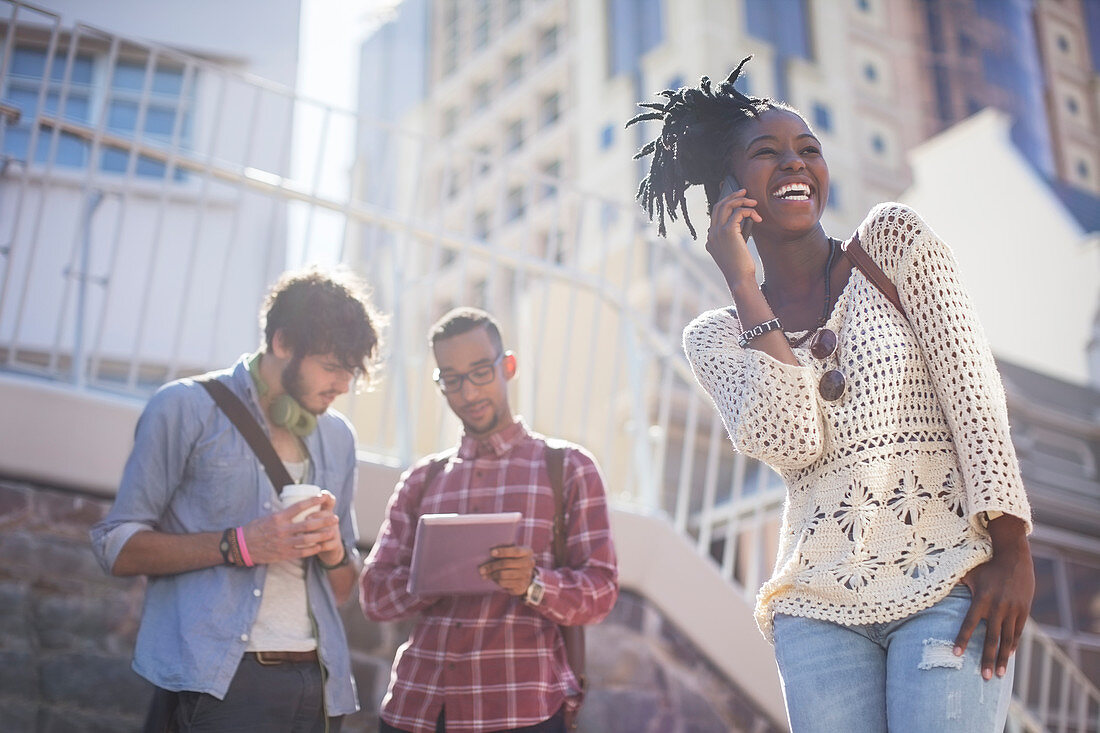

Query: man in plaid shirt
left=361, top=307, right=619, bottom=733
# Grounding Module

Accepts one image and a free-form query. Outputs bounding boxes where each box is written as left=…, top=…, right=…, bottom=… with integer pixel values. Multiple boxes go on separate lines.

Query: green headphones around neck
left=247, top=352, right=317, bottom=438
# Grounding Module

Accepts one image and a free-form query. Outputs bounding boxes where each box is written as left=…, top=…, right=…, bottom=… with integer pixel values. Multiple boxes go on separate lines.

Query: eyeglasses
left=809, top=328, right=846, bottom=402
left=433, top=353, right=505, bottom=393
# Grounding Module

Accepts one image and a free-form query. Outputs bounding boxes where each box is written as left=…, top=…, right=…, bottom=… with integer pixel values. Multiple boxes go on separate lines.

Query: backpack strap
left=543, top=441, right=587, bottom=725
left=842, top=231, right=908, bottom=321
left=545, top=444, right=567, bottom=565
left=411, top=450, right=454, bottom=515
left=196, top=376, right=293, bottom=490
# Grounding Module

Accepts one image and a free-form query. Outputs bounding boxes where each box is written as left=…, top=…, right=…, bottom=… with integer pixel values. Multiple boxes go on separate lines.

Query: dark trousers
left=379, top=706, right=565, bottom=733
left=174, top=654, right=343, bottom=733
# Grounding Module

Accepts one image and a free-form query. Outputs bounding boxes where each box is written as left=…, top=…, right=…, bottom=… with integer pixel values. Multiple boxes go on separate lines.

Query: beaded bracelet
left=235, top=526, right=255, bottom=568
left=225, top=526, right=245, bottom=567
left=738, top=317, right=783, bottom=348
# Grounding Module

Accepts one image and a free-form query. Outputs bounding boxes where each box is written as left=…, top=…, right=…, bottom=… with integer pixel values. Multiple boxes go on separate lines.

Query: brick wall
left=0, top=478, right=782, bottom=733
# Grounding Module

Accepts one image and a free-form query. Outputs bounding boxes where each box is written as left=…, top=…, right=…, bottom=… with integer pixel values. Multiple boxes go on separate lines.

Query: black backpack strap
left=196, top=377, right=293, bottom=490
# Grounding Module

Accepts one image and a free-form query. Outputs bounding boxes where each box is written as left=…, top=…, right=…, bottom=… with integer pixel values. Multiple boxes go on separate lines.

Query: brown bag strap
left=410, top=453, right=452, bottom=517
left=197, top=377, right=293, bottom=490
left=842, top=231, right=908, bottom=321
left=545, top=445, right=567, bottom=565
left=544, top=441, right=586, bottom=725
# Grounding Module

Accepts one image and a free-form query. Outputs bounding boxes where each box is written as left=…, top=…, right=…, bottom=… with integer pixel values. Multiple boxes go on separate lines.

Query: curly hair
left=626, top=56, right=798, bottom=238
left=261, top=266, right=384, bottom=382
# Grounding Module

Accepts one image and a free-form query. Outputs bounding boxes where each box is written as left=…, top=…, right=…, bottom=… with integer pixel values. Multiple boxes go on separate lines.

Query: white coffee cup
left=280, top=483, right=323, bottom=523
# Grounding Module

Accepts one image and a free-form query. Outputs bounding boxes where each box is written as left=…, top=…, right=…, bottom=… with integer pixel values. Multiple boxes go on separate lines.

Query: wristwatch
left=218, top=527, right=234, bottom=565
left=318, top=543, right=351, bottom=571
left=980, top=510, right=1004, bottom=526
left=523, top=570, right=545, bottom=606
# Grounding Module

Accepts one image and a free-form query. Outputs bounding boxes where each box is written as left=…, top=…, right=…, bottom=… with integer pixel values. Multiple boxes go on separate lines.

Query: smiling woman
left=627, top=56, right=1035, bottom=733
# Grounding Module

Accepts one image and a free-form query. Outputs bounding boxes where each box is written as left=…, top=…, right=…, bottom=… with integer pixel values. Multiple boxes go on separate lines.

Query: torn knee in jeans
left=918, top=639, right=964, bottom=670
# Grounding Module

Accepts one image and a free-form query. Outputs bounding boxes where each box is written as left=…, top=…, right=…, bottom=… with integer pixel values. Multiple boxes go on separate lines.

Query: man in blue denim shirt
left=91, top=268, right=382, bottom=732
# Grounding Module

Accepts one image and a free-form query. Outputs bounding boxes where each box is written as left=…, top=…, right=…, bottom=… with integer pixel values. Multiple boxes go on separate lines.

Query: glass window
left=827, top=181, right=840, bottom=210
left=505, top=119, right=524, bottom=151
left=99, top=57, right=191, bottom=180
left=473, top=210, right=491, bottom=239
left=745, top=0, right=812, bottom=60
left=925, top=2, right=945, bottom=54
left=503, top=54, right=525, bottom=88
left=446, top=169, right=462, bottom=199
left=599, top=123, right=614, bottom=149
left=1067, top=560, right=1100, bottom=633
left=607, top=0, right=664, bottom=76
left=1076, top=159, right=1090, bottom=180
left=539, top=91, right=560, bottom=128
left=504, top=0, right=523, bottom=26
left=863, top=62, right=878, bottom=83
left=958, top=32, right=974, bottom=56
left=442, top=106, right=459, bottom=136
left=2, top=45, right=94, bottom=168
left=474, top=145, right=491, bottom=175
left=473, top=81, right=492, bottom=112
left=441, top=1, right=460, bottom=73
left=540, top=159, right=560, bottom=199
left=812, top=102, right=832, bottom=132
left=473, top=0, right=491, bottom=50
left=1066, top=95, right=1080, bottom=115
left=1080, top=648, right=1100, bottom=693
left=932, top=64, right=953, bottom=123
left=1087, top=0, right=1100, bottom=72
left=1030, top=555, right=1063, bottom=627
left=975, top=0, right=1010, bottom=22
left=870, top=133, right=886, bottom=155
left=505, top=185, right=525, bottom=221
left=538, top=25, right=560, bottom=61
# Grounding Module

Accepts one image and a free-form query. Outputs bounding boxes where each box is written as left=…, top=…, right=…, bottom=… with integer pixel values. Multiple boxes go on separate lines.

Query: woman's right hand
left=706, top=188, right=762, bottom=291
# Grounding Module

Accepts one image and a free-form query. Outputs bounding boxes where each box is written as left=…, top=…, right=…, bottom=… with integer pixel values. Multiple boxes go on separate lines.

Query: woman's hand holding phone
left=707, top=174, right=762, bottom=289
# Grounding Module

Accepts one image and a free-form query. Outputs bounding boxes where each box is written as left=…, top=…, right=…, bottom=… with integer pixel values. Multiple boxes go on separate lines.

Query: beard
left=457, top=398, right=502, bottom=436
left=280, top=355, right=322, bottom=415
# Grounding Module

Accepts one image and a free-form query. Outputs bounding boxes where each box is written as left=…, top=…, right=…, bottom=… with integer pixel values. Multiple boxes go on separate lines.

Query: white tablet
left=406, top=512, right=523, bottom=595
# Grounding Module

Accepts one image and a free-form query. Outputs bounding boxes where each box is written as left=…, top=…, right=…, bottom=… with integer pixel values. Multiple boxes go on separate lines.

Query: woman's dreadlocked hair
left=626, top=56, right=792, bottom=238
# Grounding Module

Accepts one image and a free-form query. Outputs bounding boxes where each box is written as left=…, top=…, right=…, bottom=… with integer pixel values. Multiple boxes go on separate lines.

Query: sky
left=290, top=0, right=403, bottom=265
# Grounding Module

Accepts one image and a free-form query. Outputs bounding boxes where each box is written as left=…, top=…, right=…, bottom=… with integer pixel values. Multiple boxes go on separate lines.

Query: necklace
left=761, top=237, right=839, bottom=349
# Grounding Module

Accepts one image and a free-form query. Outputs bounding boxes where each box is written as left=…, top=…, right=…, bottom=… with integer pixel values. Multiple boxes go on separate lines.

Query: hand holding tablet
left=406, top=512, right=523, bottom=595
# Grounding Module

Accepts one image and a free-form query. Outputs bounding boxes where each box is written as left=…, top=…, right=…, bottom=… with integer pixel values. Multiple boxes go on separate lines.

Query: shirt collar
left=457, top=417, right=530, bottom=459
left=228, top=354, right=262, bottom=406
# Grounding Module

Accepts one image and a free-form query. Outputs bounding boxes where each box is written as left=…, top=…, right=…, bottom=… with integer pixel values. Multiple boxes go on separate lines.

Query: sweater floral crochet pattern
left=683, top=203, right=1032, bottom=641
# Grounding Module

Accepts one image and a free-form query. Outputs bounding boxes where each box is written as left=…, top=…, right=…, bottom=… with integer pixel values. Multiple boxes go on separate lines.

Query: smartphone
left=718, top=174, right=740, bottom=200
left=718, top=174, right=753, bottom=238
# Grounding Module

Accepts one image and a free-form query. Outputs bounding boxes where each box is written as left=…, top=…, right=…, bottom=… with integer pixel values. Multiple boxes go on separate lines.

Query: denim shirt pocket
left=181, top=442, right=256, bottom=525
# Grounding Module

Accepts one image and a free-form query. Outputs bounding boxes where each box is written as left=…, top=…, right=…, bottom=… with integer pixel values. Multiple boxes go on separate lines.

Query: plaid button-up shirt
left=361, top=419, right=619, bottom=733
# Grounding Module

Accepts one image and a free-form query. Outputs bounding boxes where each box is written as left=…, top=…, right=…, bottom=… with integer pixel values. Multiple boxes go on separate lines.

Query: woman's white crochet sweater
left=683, top=203, right=1032, bottom=641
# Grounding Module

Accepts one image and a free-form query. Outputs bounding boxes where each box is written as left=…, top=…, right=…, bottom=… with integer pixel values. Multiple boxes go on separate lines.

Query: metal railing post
left=622, top=316, right=655, bottom=508
left=71, top=189, right=102, bottom=388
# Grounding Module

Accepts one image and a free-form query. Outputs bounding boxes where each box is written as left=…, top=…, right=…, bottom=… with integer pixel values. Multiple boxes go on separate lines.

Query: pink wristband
left=235, top=526, right=254, bottom=567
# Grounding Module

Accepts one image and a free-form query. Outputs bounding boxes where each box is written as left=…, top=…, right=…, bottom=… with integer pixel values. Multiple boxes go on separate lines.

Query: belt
left=247, top=650, right=319, bottom=665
